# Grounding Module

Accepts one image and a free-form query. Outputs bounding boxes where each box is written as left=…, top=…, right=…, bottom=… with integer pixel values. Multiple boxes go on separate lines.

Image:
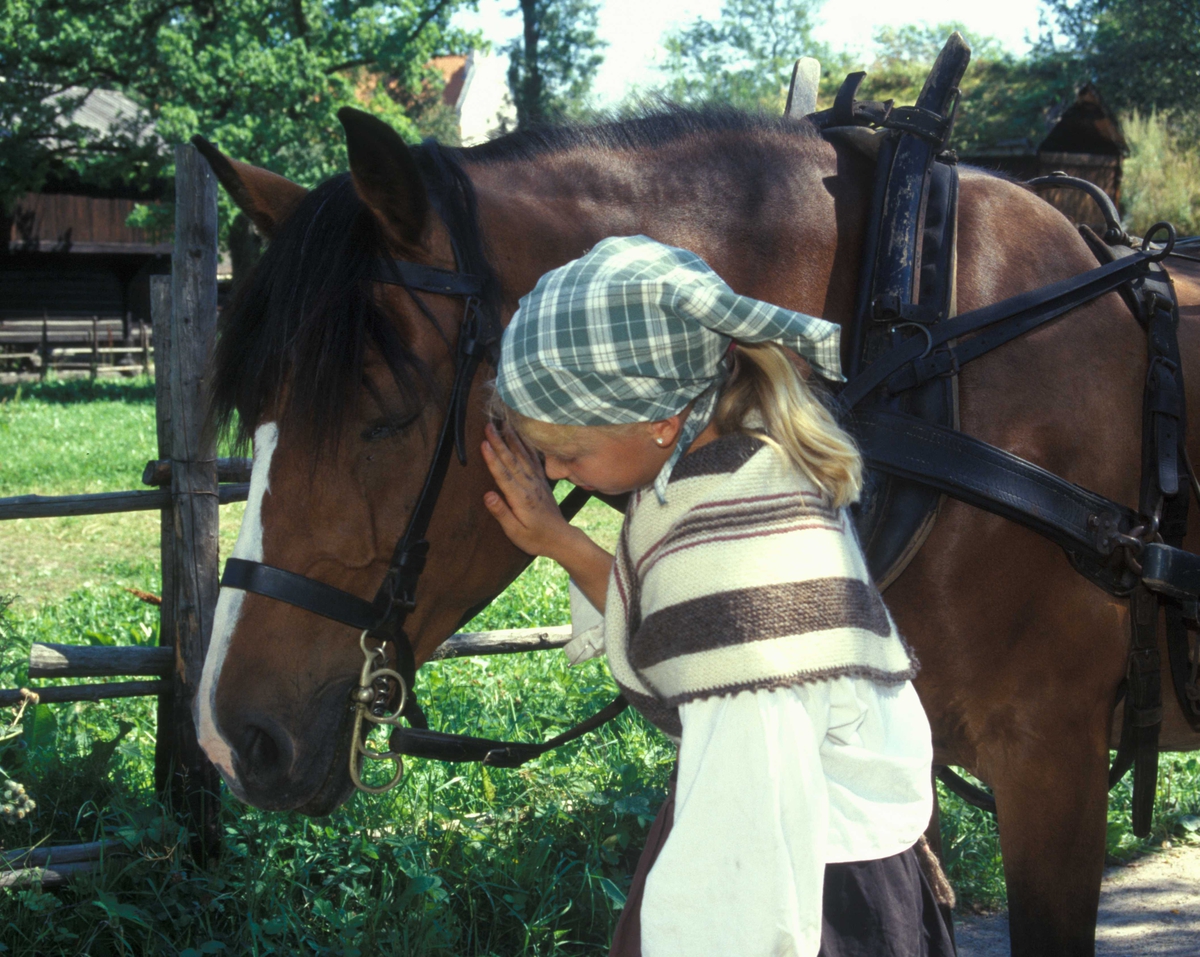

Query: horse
left=192, top=106, right=1200, bottom=956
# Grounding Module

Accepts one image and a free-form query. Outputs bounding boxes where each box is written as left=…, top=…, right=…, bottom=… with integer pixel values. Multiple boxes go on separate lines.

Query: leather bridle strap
left=372, top=259, right=485, bottom=297
left=389, top=695, right=630, bottom=768
left=220, top=485, right=596, bottom=638
left=219, top=264, right=491, bottom=694
left=221, top=558, right=379, bottom=630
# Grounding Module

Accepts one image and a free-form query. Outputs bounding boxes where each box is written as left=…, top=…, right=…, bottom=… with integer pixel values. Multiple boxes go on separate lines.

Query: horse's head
left=195, top=110, right=525, bottom=813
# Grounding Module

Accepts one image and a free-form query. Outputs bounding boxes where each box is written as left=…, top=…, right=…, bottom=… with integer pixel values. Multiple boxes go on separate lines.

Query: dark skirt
left=609, top=785, right=956, bottom=957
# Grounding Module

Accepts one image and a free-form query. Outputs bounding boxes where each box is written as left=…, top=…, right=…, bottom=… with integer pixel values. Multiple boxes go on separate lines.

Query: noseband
left=220, top=255, right=625, bottom=793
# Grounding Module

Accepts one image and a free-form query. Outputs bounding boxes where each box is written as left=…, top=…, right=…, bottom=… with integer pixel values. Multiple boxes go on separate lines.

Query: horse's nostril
left=237, top=717, right=296, bottom=785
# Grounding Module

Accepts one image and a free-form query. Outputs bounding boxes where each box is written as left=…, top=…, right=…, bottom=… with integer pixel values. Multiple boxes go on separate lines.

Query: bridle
left=219, top=253, right=626, bottom=793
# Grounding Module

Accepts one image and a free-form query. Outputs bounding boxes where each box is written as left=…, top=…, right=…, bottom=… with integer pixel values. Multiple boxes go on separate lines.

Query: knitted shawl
left=603, top=432, right=918, bottom=738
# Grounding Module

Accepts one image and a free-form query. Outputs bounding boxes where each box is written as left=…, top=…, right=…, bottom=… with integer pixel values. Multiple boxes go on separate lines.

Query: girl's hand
left=482, top=422, right=573, bottom=558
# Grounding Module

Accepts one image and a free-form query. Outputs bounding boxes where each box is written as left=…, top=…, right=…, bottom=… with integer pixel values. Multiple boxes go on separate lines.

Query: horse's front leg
left=987, top=706, right=1113, bottom=957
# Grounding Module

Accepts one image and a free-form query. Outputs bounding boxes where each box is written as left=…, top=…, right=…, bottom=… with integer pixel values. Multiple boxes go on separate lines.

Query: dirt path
left=955, top=843, right=1200, bottom=956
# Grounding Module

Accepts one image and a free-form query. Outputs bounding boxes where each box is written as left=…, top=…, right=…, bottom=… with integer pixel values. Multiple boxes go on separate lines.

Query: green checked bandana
left=496, top=235, right=844, bottom=503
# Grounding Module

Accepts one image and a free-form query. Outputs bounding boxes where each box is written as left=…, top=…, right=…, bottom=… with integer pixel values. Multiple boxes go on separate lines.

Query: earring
left=655, top=437, right=666, bottom=446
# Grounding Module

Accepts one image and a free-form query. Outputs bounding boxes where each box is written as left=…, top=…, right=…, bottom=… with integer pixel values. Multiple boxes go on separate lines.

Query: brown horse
left=193, top=107, right=1200, bottom=956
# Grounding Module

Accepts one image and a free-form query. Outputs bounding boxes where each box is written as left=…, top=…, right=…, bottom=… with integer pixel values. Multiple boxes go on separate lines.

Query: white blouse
left=567, top=583, right=934, bottom=957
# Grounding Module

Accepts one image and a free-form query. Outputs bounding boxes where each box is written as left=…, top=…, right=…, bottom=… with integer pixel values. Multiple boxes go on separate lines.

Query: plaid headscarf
left=496, top=235, right=844, bottom=502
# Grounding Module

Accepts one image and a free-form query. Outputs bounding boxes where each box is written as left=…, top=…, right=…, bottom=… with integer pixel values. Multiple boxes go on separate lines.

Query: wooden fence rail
left=0, top=485, right=250, bottom=521
left=142, top=458, right=253, bottom=487
left=0, top=841, right=125, bottom=889
left=29, top=644, right=174, bottom=679
left=0, top=147, right=225, bottom=866
left=0, top=681, right=167, bottom=708
left=19, top=627, right=574, bottom=690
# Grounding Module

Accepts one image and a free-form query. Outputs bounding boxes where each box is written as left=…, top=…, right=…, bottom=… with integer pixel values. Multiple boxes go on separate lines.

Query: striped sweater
left=603, top=432, right=918, bottom=737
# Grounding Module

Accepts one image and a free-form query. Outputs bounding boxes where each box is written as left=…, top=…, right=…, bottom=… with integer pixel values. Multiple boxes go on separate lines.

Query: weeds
left=1120, top=110, right=1200, bottom=238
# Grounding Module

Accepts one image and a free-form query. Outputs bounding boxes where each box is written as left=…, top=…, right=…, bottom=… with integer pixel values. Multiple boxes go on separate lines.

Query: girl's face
left=521, top=421, right=681, bottom=496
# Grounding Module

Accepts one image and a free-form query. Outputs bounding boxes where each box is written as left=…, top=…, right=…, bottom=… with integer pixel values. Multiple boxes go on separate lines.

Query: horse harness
left=812, top=34, right=1200, bottom=835
left=219, top=37, right=1200, bottom=823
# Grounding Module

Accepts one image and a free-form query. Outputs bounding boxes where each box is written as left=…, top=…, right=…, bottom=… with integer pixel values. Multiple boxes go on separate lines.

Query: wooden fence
left=0, top=316, right=153, bottom=378
left=0, top=144, right=572, bottom=885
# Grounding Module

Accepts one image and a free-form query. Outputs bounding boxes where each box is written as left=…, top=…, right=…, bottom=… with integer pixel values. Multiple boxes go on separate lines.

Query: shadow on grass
left=0, top=378, right=156, bottom=406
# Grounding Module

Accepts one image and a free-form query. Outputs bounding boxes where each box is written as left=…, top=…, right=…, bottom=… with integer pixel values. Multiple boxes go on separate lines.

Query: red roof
left=429, top=55, right=468, bottom=107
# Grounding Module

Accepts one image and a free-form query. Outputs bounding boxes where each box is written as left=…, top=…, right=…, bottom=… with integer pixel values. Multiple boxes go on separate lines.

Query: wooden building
left=1, top=89, right=170, bottom=366
left=960, top=84, right=1127, bottom=226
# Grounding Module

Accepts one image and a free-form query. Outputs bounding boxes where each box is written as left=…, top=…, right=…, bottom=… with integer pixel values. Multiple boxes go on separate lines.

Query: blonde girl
left=482, top=236, right=952, bottom=957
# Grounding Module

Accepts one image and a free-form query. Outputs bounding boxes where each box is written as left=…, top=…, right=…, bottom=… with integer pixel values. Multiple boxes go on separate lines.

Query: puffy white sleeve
left=564, top=579, right=606, bottom=665
left=639, top=686, right=832, bottom=957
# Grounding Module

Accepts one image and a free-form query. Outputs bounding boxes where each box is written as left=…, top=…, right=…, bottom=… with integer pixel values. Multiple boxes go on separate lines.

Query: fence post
left=90, top=316, right=98, bottom=379
left=165, top=144, right=222, bottom=863
left=39, top=313, right=49, bottom=380
left=150, top=276, right=177, bottom=803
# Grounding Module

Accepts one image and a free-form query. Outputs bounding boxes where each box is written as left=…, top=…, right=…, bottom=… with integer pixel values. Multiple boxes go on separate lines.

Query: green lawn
left=0, top=380, right=1197, bottom=954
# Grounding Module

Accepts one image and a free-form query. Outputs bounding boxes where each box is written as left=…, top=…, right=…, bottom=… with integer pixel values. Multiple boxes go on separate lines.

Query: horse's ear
left=337, top=107, right=428, bottom=248
left=191, top=136, right=308, bottom=238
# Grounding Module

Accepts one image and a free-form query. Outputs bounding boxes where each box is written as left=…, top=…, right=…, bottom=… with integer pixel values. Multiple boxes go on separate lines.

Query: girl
left=481, top=235, right=953, bottom=957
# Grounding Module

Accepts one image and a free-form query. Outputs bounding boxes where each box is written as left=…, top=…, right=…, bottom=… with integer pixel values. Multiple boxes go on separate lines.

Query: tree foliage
left=658, top=0, right=835, bottom=112
left=857, top=22, right=1078, bottom=155
left=0, top=0, right=478, bottom=215
left=504, top=0, right=605, bottom=127
left=1038, top=0, right=1200, bottom=116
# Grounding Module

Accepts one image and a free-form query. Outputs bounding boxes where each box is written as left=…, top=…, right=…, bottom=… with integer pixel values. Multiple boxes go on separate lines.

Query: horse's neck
left=467, top=139, right=862, bottom=322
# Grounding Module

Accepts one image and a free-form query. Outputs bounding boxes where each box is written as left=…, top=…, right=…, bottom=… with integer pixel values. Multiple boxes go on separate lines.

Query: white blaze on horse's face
left=196, top=422, right=278, bottom=796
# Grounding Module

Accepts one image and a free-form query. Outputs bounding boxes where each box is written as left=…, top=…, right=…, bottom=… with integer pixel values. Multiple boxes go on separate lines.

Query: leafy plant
left=1, top=0, right=483, bottom=243
left=504, top=0, right=607, bottom=127
left=1037, top=0, right=1200, bottom=117
left=658, top=0, right=835, bottom=113
left=1120, top=110, right=1200, bottom=237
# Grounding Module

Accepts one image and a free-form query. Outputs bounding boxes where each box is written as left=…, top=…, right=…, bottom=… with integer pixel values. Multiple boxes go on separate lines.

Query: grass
left=0, top=379, right=244, bottom=613
left=0, top=380, right=1198, bottom=950
left=1121, top=110, right=1200, bottom=238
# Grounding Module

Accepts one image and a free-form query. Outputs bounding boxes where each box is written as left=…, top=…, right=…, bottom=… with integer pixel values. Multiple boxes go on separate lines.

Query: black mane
left=209, top=141, right=498, bottom=452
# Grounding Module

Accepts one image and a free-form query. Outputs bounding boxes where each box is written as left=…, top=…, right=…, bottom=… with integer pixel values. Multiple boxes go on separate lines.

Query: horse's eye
left=361, top=411, right=420, bottom=443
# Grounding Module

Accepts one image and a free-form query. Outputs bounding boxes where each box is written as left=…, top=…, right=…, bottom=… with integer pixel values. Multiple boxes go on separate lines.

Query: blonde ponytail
left=713, top=343, right=862, bottom=507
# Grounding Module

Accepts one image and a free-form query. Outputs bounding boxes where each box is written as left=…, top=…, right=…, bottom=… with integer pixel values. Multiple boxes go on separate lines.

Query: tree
left=504, top=0, right=605, bottom=127
left=0, top=0, right=479, bottom=220
left=856, top=22, right=1078, bottom=155
left=1038, top=0, right=1200, bottom=116
left=658, top=0, right=836, bottom=112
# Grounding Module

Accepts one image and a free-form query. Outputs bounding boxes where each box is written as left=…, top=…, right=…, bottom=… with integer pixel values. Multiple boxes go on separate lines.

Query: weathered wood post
left=161, top=144, right=223, bottom=862
left=151, top=275, right=176, bottom=800
left=39, top=313, right=49, bottom=380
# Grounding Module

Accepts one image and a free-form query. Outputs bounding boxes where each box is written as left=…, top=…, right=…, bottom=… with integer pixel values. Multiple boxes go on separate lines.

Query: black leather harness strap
left=840, top=244, right=1170, bottom=410
left=373, top=259, right=487, bottom=298
left=850, top=229, right=1198, bottom=831
left=390, top=695, right=630, bottom=768
left=822, top=38, right=966, bottom=593
left=854, top=409, right=1141, bottom=596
